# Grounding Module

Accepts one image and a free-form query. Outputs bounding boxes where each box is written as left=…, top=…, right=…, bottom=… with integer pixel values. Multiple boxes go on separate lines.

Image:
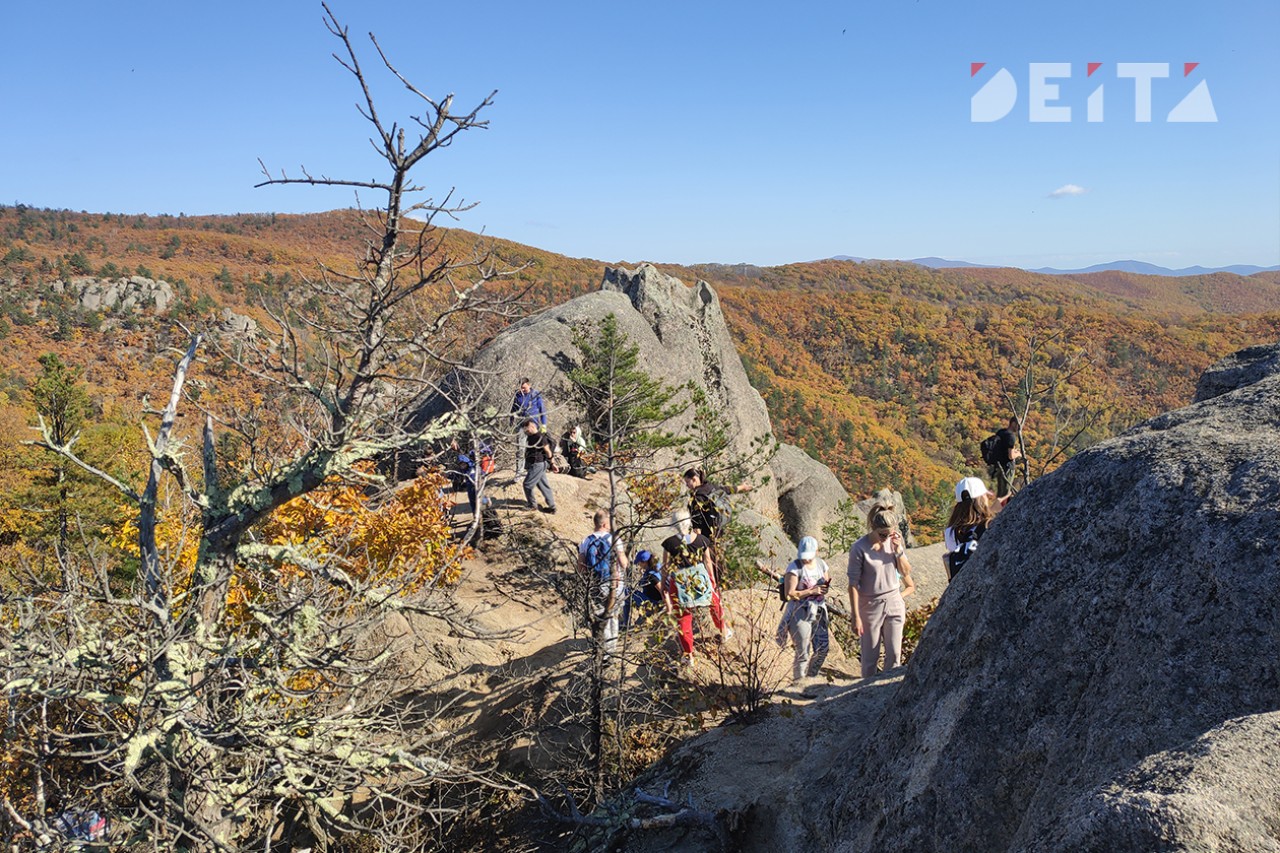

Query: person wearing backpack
left=848, top=504, right=916, bottom=679
left=981, top=416, right=1022, bottom=498
left=626, top=549, right=665, bottom=627
left=578, top=510, right=627, bottom=654
left=661, top=509, right=718, bottom=664
left=683, top=467, right=751, bottom=539
left=521, top=419, right=557, bottom=513
left=944, top=476, right=998, bottom=581
left=511, top=378, right=547, bottom=476
left=682, top=468, right=750, bottom=640
left=779, top=536, right=832, bottom=684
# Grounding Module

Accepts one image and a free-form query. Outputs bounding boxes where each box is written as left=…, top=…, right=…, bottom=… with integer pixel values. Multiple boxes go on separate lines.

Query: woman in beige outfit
left=847, top=505, right=915, bottom=678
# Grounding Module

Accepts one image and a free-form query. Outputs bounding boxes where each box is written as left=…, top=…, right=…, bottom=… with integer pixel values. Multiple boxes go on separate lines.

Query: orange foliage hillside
left=2, top=205, right=1277, bottom=542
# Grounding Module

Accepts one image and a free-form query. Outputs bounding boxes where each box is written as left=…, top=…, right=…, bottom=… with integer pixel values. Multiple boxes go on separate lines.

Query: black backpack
left=947, top=524, right=986, bottom=580
left=979, top=433, right=1002, bottom=466
left=691, top=488, right=732, bottom=536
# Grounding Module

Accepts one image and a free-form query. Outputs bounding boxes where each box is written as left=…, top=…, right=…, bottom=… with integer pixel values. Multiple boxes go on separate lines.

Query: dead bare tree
left=4, top=6, right=529, bottom=850
left=994, top=324, right=1110, bottom=490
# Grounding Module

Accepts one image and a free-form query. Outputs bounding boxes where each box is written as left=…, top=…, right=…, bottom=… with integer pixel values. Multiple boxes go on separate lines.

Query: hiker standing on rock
left=511, top=378, right=546, bottom=476
left=683, top=468, right=749, bottom=641
left=983, top=416, right=1022, bottom=498
left=521, top=419, right=557, bottom=514
left=943, top=477, right=998, bottom=581
left=662, top=509, right=717, bottom=665
left=779, top=536, right=831, bottom=684
left=848, top=504, right=915, bottom=678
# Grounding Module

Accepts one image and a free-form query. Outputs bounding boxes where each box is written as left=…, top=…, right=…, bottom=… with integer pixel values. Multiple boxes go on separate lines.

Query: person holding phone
left=848, top=504, right=916, bottom=678
left=780, top=536, right=832, bottom=684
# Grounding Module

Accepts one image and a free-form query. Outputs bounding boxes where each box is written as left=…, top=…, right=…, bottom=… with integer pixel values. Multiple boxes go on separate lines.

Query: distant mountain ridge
left=829, top=255, right=1280, bottom=277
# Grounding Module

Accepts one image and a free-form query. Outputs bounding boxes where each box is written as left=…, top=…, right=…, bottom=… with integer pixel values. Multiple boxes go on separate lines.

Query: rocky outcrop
left=1195, top=342, right=1280, bottom=401
left=827, top=347, right=1280, bottom=852
left=51, top=276, right=174, bottom=314
left=219, top=308, right=258, bottom=337
left=419, top=265, right=850, bottom=549
left=769, top=443, right=851, bottom=544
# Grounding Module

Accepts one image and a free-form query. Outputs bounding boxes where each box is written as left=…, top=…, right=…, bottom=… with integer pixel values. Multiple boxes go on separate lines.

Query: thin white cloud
left=1049, top=184, right=1087, bottom=198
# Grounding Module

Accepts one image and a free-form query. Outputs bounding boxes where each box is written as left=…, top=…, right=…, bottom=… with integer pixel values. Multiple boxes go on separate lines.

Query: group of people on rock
left=506, top=377, right=1012, bottom=683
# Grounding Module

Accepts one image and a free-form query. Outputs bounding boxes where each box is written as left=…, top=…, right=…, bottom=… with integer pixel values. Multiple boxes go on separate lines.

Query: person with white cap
left=780, top=535, right=832, bottom=684
left=943, top=476, right=999, bottom=580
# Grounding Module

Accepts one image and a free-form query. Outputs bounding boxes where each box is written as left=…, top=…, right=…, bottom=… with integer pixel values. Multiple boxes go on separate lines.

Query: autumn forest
left=1, top=203, right=1278, bottom=555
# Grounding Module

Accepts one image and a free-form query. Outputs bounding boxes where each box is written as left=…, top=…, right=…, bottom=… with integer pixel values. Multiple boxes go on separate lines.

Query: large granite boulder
left=827, top=349, right=1280, bottom=851
left=418, top=265, right=850, bottom=546
left=768, top=443, right=852, bottom=546
left=1195, top=342, right=1280, bottom=401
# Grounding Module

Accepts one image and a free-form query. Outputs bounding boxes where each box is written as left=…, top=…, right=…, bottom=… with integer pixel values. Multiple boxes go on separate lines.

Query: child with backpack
left=661, top=509, right=718, bottom=664
left=626, top=549, right=665, bottom=627
left=943, top=477, right=998, bottom=580
left=778, top=536, right=832, bottom=684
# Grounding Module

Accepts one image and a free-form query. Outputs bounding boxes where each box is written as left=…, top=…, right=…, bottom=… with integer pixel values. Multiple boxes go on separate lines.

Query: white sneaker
left=721, top=627, right=734, bottom=641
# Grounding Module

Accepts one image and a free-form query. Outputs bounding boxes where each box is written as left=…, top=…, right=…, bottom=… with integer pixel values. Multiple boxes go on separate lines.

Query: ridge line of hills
left=826, top=255, right=1280, bottom=277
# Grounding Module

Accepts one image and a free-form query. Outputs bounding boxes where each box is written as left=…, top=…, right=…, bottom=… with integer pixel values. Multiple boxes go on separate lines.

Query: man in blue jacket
left=511, top=378, right=546, bottom=475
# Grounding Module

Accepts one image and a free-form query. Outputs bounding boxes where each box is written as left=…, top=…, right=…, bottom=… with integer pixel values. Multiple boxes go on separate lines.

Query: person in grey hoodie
left=848, top=504, right=915, bottom=678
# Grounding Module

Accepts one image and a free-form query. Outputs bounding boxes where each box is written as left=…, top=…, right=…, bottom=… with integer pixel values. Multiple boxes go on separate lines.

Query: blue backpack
left=584, top=534, right=612, bottom=582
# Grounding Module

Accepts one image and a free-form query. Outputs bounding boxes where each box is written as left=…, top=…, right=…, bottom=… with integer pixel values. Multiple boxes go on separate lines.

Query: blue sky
left=2, top=0, right=1277, bottom=269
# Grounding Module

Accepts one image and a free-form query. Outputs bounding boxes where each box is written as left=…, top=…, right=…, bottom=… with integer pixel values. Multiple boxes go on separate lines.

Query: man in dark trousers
left=511, top=378, right=546, bottom=476
left=521, top=419, right=557, bottom=513
left=991, top=416, right=1022, bottom=498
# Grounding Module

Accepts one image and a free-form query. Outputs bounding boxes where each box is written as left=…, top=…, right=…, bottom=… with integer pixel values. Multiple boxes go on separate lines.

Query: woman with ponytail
left=847, top=504, right=915, bottom=678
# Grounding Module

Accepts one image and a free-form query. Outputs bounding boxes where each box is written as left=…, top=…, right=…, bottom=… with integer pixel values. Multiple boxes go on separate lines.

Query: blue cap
left=797, top=536, right=818, bottom=561
left=636, top=549, right=653, bottom=563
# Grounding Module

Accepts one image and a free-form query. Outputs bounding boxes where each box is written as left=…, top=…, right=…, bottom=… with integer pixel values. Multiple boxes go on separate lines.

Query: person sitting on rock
left=661, top=509, right=717, bottom=665
left=521, top=418, right=557, bottom=514
left=560, top=424, right=594, bottom=478
left=943, top=476, right=998, bottom=581
left=779, top=536, right=832, bottom=685
left=625, top=549, right=664, bottom=627
left=848, top=504, right=915, bottom=679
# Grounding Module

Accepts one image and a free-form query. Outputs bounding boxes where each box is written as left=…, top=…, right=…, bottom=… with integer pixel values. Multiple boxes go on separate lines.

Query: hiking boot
left=540, top=505, right=557, bottom=514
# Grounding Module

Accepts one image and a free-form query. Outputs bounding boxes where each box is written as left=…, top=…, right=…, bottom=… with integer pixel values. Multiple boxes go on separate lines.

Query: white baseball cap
left=797, top=536, right=819, bottom=561
left=955, top=477, right=989, bottom=502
